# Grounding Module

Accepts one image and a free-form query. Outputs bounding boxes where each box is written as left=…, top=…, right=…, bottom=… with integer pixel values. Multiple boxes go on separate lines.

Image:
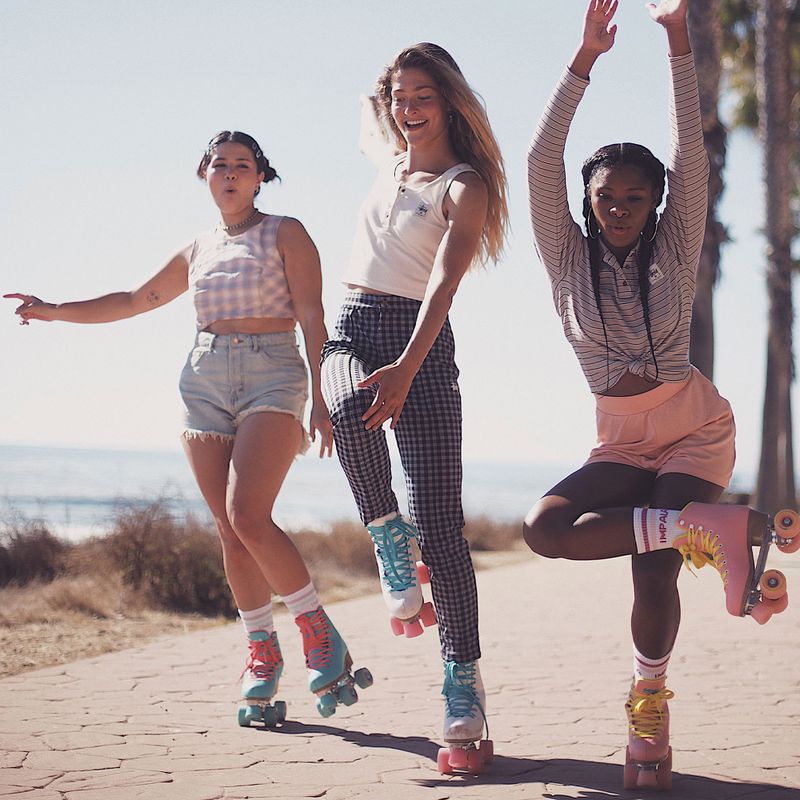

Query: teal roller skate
left=367, top=514, right=437, bottom=638
left=237, top=631, right=287, bottom=728
left=295, top=607, right=373, bottom=717
left=437, top=660, right=493, bottom=776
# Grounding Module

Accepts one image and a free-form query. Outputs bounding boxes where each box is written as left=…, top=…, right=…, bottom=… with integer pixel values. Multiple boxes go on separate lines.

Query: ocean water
left=0, top=444, right=567, bottom=542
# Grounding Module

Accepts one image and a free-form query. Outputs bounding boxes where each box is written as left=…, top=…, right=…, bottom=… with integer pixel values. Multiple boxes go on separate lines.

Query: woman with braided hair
left=524, top=0, right=795, bottom=790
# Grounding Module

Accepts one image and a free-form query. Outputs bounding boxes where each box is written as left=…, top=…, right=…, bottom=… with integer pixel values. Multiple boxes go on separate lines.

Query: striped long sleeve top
left=527, top=53, right=709, bottom=393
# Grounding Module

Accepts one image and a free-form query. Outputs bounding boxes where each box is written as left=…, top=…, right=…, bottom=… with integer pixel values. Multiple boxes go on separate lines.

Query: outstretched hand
left=582, top=0, right=619, bottom=54
left=4, top=293, right=54, bottom=325
left=646, top=0, right=688, bottom=27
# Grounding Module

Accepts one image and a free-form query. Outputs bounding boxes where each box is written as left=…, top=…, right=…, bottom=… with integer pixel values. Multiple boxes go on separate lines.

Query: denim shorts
left=179, top=331, right=309, bottom=450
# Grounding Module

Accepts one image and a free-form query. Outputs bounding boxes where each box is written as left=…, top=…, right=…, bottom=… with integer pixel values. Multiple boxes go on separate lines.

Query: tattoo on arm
left=147, top=291, right=159, bottom=305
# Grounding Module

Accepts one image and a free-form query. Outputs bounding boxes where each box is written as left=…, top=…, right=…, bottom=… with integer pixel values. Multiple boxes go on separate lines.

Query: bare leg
left=226, top=411, right=311, bottom=599
left=182, top=434, right=272, bottom=611
left=632, top=473, right=724, bottom=658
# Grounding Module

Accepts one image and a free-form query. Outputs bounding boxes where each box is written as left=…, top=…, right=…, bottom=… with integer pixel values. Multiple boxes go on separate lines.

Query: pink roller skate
left=673, top=504, right=799, bottom=623
left=367, top=515, right=437, bottom=638
left=623, top=677, right=674, bottom=791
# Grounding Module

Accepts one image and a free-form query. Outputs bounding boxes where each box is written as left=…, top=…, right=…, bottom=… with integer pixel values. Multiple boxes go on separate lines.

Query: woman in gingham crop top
left=320, top=42, right=508, bottom=762
left=521, top=1, right=775, bottom=789
left=6, top=130, right=369, bottom=722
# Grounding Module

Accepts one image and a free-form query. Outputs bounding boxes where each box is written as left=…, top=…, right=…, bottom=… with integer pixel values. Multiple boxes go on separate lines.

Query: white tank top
left=344, top=155, right=478, bottom=301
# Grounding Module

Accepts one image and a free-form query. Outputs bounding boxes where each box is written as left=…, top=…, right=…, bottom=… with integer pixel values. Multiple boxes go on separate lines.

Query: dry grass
left=0, top=505, right=526, bottom=678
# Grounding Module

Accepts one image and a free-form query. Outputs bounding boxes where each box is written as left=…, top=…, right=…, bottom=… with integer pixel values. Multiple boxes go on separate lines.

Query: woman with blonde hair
left=321, top=42, right=507, bottom=773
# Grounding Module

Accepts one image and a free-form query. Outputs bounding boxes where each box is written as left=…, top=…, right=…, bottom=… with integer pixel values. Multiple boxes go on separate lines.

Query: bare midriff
left=345, top=284, right=393, bottom=296
left=600, top=370, right=663, bottom=397
left=205, top=317, right=295, bottom=335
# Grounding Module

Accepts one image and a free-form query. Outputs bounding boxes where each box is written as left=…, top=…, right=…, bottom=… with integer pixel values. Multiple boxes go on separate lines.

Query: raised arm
left=358, top=172, right=487, bottom=430
left=358, top=94, right=397, bottom=170
left=5, top=248, right=191, bottom=325
left=527, top=1, right=617, bottom=279
left=279, top=218, right=334, bottom=457
left=650, top=0, right=709, bottom=267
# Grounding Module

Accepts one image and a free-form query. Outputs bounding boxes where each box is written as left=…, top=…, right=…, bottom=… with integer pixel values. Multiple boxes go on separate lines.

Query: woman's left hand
left=309, top=403, right=334, bottom=458
left=358, top=362, right=415, bottom=430
left=646, top=0, right=688, bottom=27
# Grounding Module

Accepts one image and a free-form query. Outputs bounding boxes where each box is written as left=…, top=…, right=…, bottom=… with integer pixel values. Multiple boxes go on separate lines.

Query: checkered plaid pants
left=321, top=292, right=480, bottom=662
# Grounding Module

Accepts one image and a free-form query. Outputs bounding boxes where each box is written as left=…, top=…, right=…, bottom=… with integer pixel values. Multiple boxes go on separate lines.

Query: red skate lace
left=242, top=636, right=281, bottom=680
left=296, top=609, right=332, bottom=670
left=626, top=685, right=674, bottom=739
left=676, top=524, right=727, bottom=585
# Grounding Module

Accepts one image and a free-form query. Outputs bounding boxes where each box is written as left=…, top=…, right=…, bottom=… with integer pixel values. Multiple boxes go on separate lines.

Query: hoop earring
left=587, top=209, right=600, bottom=239
left=642, top=212, right=659, bottom=243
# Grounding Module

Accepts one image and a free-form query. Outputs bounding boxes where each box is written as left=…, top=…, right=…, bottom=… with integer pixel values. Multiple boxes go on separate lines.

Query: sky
left=1, top=0, right=798, bottom=489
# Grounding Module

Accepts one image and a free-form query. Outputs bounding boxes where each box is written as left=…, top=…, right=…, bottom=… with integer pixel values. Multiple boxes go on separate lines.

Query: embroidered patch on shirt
left=415, top=203, right=429, bottom=217
left=648, top=263, right=664, bottom=284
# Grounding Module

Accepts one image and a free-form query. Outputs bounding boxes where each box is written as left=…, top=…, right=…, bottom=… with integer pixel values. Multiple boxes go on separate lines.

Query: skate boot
left=295, top=607, right=373, bottom=717
left=437, top=660, right=493, bottom=775
left=367, top=514, right=437, bottom=637
left=237, top=630, right=287, bottom=728
left=623, top=677, right=673, bottom=790
left=674, top=503, right=799, bottom=623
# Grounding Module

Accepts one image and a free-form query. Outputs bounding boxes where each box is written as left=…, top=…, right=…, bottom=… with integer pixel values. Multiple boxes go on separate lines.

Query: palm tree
left=688, top=1, right=728, bottom=380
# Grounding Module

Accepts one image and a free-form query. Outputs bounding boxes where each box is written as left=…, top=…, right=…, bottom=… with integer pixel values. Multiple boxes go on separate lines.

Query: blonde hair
left=374, top=43, right=508, bottom=266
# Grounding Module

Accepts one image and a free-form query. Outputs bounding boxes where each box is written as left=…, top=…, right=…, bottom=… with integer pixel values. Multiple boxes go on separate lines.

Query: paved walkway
left=1, top=551, right=799, bottom=799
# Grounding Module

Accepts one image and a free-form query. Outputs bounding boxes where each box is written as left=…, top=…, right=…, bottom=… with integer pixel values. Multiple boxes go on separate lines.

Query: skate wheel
left=750, top=600, right=774, bottom=625
left=316, top=693, right=337, bottom=718
left=466, top=748, right=483, bottom=775
left=390, top=617, right=405, bottom=637
left=354, top=667, right=373, bottom=689
left=775, top=509, right=800, bottom=538
left=262, top=705, right=278, bottom=727
left=656, top=748, right=673, bottom=791
left=760, top=569, right=787, bottom=600
left=274, top=700, right=287, bottom=723
left=339, top=684, right=358, bottom=706
left=623, top=761, right=637, bottom=790
left=416, top=561, right=431, bottom=584
left=777, top=528, right=800, bottom=553
left=237, top=706, right=252, bottom=728
left=404, top=619, right=423, bottom=638
left=419, top=602, right=437, bottom=628
left=448, top=747, right=468, bottom=770
left=478, top=739, right=494, bottom=764
left=437, top=747, right=453, bottom=775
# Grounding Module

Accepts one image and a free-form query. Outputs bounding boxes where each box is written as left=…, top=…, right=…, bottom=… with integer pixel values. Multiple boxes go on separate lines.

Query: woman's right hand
left=3, top=293, right=56, bottom=325
left=581, top=0, right=618, bottom=55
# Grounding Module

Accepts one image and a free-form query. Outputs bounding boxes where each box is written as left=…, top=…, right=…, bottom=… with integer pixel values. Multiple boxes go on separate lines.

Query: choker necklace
left=221, top=208, right=260, bottom=233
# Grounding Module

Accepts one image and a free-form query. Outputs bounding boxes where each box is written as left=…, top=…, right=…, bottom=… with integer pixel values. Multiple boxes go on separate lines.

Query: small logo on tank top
left=415, top=203, right=429, bottom=217
left=648, top=263, right=664, bottom=284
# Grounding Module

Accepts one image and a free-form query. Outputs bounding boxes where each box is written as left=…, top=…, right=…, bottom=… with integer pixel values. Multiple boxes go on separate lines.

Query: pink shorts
left=584, top=368, right=736, bottom=487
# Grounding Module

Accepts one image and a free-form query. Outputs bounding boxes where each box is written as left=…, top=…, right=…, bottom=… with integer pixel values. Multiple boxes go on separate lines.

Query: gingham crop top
left=527, top=53, right=709, bottom=392
left=188, top=215, right=296, bottom=330
left=344, top=155, right=478, bottom=301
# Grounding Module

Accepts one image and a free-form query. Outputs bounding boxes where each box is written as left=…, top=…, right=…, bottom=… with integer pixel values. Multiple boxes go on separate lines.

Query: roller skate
left=295, top=607, right=373, bottom=717
left=623, top=677, right=674, bottom=790
left=437, top=660, right=493, bottom=775
left=367, top=514, right=437, bottom=638
left=237, top=631, right=287, bottom=728
left=674, top=504, right=800, bottom=623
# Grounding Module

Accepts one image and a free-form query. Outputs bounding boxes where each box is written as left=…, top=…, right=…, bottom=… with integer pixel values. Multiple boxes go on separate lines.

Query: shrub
left=0, top=517, right=70, bottom=587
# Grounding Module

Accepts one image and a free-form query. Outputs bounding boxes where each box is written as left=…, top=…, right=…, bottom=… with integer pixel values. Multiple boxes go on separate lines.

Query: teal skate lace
left=368, top=516, right=418, bottom=592
left=442, top=661, right=489, bottom=736
left=242, top=633, right=282, bottom=680
left=296, top=609, right=333, bottom=670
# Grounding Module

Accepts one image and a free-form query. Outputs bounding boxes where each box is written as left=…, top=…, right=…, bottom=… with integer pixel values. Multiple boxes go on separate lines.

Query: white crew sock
left=281, top=581, right=320, bottom=617
left=238, top=602, right=274, bottom=636
left=633, top=644, right=672, bottom=682
left=632, top=508, right=683, bottom=554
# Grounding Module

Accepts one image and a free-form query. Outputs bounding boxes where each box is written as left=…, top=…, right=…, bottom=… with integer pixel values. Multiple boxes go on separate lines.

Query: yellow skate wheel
left=760, top=570, right=787, bottom=600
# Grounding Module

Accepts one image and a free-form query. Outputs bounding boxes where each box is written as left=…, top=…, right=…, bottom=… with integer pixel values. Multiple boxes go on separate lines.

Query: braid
left=637, top=211, right=660, bottom=381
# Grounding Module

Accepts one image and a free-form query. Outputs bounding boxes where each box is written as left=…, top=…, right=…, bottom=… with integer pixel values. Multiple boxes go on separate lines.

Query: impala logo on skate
left=658, top=509, right=669, bottom=544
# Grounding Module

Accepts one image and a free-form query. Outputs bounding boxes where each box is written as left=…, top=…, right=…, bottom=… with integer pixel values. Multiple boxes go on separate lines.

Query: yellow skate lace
left=676, top=524, right=728, bottom=585
left=626, top=686, right=674, bottom=739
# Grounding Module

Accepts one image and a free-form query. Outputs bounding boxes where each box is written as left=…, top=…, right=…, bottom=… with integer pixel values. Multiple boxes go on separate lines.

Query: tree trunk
left=688, top=0, right=727, bottom=381
left=755, top=0, right=796, bottom=512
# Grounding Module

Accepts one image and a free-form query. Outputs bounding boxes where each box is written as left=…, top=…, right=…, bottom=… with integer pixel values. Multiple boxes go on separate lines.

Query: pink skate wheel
left=656, top=748, right=673, bottom=791
left=419, top=602, right=437, bottom=627
left=448, top=747, right=468, bottom=770
left=403, top=619, right=423, bottom=638
left=623, top=748, right=637, bottom=791
left=417, top=561, right=430, bottom=584
left=778, top=534, right=800, bottom=554
left=437, top=747, right=453, bottom=775
left=466, top=748, right=483, bottom=774
left=478, top=739, right=494, bottom=763
left=750, top=600, right=773, bottom=625
left=767, top=593, right=789, bottom=614
left=390, top=617, right=405, bottom=637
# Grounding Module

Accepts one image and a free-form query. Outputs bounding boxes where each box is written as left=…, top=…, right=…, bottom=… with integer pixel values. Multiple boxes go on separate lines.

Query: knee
left=522, top=507, right=568, bottom=559
left=226, top=501, right=274, bottom=546
left=212, top=515, right=249, bottom=555
left=327, top=389, right=372, bottom=431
